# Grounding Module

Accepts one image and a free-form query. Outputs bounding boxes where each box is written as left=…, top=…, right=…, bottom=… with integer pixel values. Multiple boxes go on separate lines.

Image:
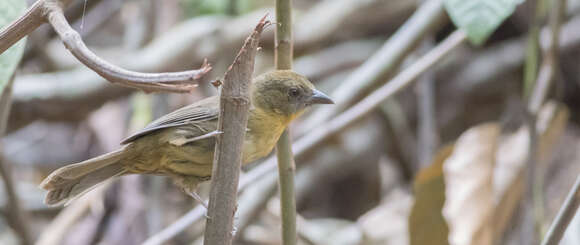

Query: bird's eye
left=288, top=88, right=299, bottom=97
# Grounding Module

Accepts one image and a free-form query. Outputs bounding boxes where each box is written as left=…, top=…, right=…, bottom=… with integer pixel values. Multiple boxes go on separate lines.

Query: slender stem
left=541, top=176, right=580, bottom=245
left=524, top=0, right=566, bottom=243
left=276, top=131, right=297, bottom=245
left=275, top=0, right=297, bottom=244
left=203, top=16, right=267, bottom=245
left=275, top=0, right=293, bottom=70
left=521, top=1, right=548, bottom=243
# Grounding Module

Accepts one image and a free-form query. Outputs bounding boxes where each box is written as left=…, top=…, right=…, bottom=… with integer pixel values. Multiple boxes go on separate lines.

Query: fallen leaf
left=442, top=123, right=500, bottom=245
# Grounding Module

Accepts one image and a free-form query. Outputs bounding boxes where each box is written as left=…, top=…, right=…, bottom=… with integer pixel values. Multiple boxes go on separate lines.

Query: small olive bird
left=40, top=70, right=334, bottom=206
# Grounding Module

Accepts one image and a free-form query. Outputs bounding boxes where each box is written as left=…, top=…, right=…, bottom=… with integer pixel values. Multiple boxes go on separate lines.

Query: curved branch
left=1, top=0, right=212, bottom=93
left=44, top=3, right=210, bottom=93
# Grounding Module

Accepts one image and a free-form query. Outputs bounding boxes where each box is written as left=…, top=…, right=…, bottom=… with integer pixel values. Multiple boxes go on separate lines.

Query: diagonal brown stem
left=203, top=15, right=269, bottom=245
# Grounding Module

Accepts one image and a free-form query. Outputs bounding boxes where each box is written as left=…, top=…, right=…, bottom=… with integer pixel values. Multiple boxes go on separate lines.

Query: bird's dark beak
left=308, top=89, right=334, bottom=105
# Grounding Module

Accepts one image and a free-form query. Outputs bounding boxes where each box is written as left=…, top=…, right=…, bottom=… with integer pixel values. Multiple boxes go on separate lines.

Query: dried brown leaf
left=442, top=123, right=500, bottom=245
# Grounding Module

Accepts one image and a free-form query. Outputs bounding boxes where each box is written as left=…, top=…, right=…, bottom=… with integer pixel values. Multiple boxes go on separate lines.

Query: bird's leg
left=187, top=190, right=208, bottom=209
left=178, top=176, right=211, bottom=219
left=187, top=190, right=212, bottom=219
left=169, top=130, right=223, bottom=146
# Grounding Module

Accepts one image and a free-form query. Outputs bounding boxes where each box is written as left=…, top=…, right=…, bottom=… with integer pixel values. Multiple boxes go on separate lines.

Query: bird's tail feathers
left=40, top=148, right=127, bottom=206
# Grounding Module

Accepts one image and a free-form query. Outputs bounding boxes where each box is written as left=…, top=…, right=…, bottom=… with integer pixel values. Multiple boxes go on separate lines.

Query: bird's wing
left=121, top=96, right=219, bottom=144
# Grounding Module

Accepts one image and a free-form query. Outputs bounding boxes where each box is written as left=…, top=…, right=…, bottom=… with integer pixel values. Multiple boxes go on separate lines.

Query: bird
left=40, top=70, right=334, bottom=206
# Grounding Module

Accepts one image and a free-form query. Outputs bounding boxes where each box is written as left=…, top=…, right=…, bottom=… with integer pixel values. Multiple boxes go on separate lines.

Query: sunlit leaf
left=444, top=0, right=524, bottom=45
left=0, top=0, right=27, bottom=91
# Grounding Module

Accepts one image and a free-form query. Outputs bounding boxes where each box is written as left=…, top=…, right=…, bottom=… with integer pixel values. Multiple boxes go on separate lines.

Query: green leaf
left=0, top=0, right=27, bottom=91
left=444, top=0, right=524, bottom=45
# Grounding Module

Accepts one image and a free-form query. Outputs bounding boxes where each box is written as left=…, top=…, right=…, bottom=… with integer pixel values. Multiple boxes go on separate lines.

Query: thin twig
left=144, top=30, right=467, bottom=244
left=541, top=176, right=580, bottom=245
left=44, top=3, right=210, bottom=93
left=275, top=0, right=297, bottom=244
left=203, top=15, right=268, bottom=245
left=0, top=76, right=32, bottom=245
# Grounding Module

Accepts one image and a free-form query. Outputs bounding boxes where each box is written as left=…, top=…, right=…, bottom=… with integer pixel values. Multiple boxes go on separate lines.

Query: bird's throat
left=242, top=108, right=292, bottom=163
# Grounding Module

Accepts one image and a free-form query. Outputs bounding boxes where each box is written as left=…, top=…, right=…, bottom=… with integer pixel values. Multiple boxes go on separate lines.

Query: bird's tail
left=40, top=148, right=127, bottom=206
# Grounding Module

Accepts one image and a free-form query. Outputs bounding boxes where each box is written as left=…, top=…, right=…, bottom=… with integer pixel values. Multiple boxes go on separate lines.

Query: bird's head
left=251, top=70, right=334, bottom=120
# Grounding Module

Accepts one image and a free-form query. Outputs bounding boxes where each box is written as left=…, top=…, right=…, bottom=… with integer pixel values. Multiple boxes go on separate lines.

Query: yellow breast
left=242, top=108, right=289, bottom=164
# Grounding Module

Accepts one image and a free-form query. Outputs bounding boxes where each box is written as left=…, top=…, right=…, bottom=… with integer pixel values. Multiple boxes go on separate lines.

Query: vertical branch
left=275, top=0, right=293, bottom=70
left=521, top=1, right=547, bottom=243
left=0, top=77, right=32, bottom=245
left=275, top=0, right=297, bottom=244
left=523, top=0, right=566, bottom=243
left=203, top=17, right=268, bottom=245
